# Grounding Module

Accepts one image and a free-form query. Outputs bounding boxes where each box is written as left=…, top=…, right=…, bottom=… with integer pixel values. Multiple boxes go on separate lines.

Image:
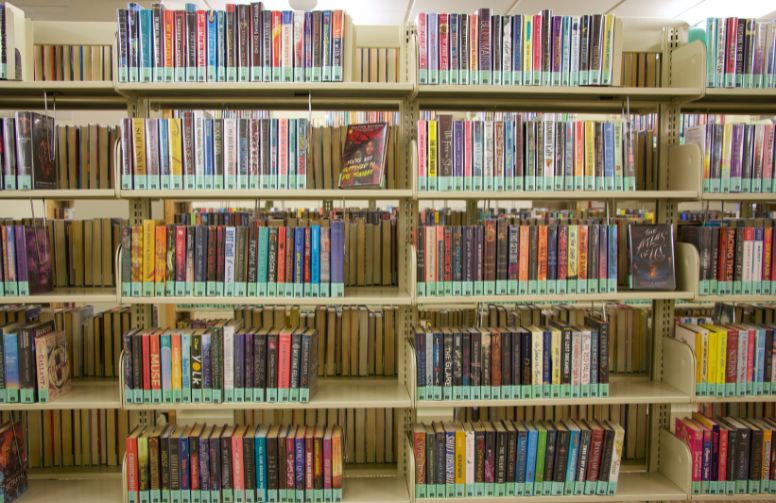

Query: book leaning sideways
left=338, top=122, right=389, bottom=189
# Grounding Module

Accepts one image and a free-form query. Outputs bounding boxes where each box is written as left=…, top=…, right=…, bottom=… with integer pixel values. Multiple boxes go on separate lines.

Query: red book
left=232, top=426, right=245, bottom=491
left=126, top=428, right=139, bottom=495
left=532, top=14, right=542, bottom=76
left=150, top=331, right=162, bottom=393
left=464, top=122, right=473, bottom=179
left=725, top=226, right=735, bottom=283
left=305, top=427, right=314, bottom=491
left=190, top=426, right=200, bottom=491
left=558, top=226, right=568, bottom=282
left=725, top=18, right=738, bottom=77
left=278, top=329, right=292, bottom=389
left=412, top=425, right=425, bottom=485
left=717, top=422, right=728, bottom=482
left=444, top=227, right=452, bottom=282
left=323, top=427, right=333, bottom=489
left=586, top=420, right=604, bottom=481
left=764, top=226, right=773, bottom=284
left=537, top=225, right=547, bottom=281
left=676, top=418, right=702, bottom=483
left=747, top=327, right=755, bottom=385
left=142, top=332, right=151, bottom=393
left=491, top=329, right=501, bottom=387
left=314, top=427, right=323, bottom=490
left=578, top=224, right=588, bottom=281
left=272, top=11, right=282, bottom=70
left=725, top=328, right=738, bottom=385
left=277, top=226, right=287, bottom=284
left=304, top=227, right=311, bottom=285
left=196, top=11, right=206, bottom=73
left=163, top=10, right=174, bottom=70
left=176, top=225, right=187, bottom=283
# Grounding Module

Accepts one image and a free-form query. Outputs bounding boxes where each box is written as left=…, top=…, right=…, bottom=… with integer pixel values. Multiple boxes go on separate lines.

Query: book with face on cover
left=338, top=123, right=389, bottom=188
left=628, top=223, right=676, bottom=290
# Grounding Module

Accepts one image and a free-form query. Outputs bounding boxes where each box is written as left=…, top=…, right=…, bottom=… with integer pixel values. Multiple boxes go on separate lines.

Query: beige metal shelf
left=122, top=377, right=410, bottom=411
left=18, top=478, right=122, bottom=502
left=416, top=291, right=695, bottom=305
left=701, top=192, right=776, bottom=202
left=693, top=294, right=776, bottom=303
left=342, top=476, right=409, bottom=503
left=0, top=287, right=118, bottom=304
left=0, top=189, right=117, bottom=199
left=416, top=190, right=699, bottom=201
left=0, top=379, right=120, bottom=410
left=691, top=494, right=776, bottom=501
left=120, top=287, right=413, bottom=306
left=0, top=80, right=125, bottom=109
left=415, top=376, right=690, bottom=408
left=29, top=466, right=122, bottom=481
left=688, top=88, right=776, bottom=112
left=119, top=188, right=413, bottom=200
left=695, top=394, right=776, bottom=404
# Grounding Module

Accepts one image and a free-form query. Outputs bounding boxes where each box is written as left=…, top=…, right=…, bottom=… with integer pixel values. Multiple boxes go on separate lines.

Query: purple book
left=478, top=9, right=492, bottom=76
left=329, top=220, right=344, bottom=294
left=25, top=226, right=51, bottom=294
left=199, top=426, right=210, bottom=491
left=731, top=123, right=744, bottom=191
left=551, top=16, right=563, bottom=83
left=453, top=120, right=463, bottom=182
left=294, top=429, right=305, bottom=490
left=14, top=226, right=27, bottom=294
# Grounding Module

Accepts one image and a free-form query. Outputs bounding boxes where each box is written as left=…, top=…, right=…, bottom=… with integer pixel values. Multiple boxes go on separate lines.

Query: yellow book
left=551, top=327, right=561, bottom=386
left=721, top=123, right=733, bottom=190
left=171, top=332, right=182, bottom=391
left=523, top=17, right=532, bottom=78
left=584, top=121, right=595, bottom=185
left=705, top=324, right=728, bottom=388
left=132, top=118, right=147, bottom=176
left=706, top=327, right=718, bottom=388
left=332, top=426, right=343, bottom=490
left=168, top=118, right=183, bottom=177
left=567, top=225, right=578, bottom=279
left=142, top=220, right=156, bottom=287
left=602, top=15, right=615, bottom=84
left=454, top=423, right=466, bottom=485
left=427, top=120, right=438, bottom=179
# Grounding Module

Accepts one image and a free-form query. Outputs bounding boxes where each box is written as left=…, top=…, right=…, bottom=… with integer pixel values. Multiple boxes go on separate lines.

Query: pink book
left=278, top=119, right=289, bottom=184
left=417, top=14, right=428, bottom=76
left=532, top=15, right=542, bottom=76
left=676, top=418, right=702, bottom=483
left=323, top=426, right=332, bottom=489
left=232, top=426, right=245, bottom=491
left=717, top=421, right=728, bottom=481
left=278, top=330, right=292, bottom=389
left=286, top=427, right=296, bottom=491
left=196, top=11, right=206, bottom=73
left=439, top=14, right=449, bottom=73
left=464, top=121, right=473, bottom=179
left=417, top=120, right=427, bottom=182
left=747, top=327, right=755, bottom=386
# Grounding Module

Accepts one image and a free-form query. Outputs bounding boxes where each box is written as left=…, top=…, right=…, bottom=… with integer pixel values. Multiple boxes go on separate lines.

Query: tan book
left=369, top=47, right=378, bottom=82
left=103, top=308, right=113, bottom=377
left=92, top=219, right=103, bottom=287
left=99, top=126, right=110, bottom=188
left=354, top=47, right=362, bottom=82
left=53, top=410, right=63, bottom=466
left=377, top=48, right=387, bottom=82
left=322, top=126, right=332, bottom=189
left=341, top=307, right=350, bottom=376
left=27, top=411, right=42, bottom=467
left=386, top=48, right=397, bottom=83
left=71, top=220, right=84, bottom=286
left=386, top=126, right=395, bottom=189
left=61, top=408, right=74, bottom=466
left=82, top=46, right=92, bottom=83
left=345, top=221, right=355, bottom=285
left=67, top=126, right=77, bottom=188
left=72, top=46, right=82, bottom=80
left=43, top=45, right=55, bottom=81
left=56, top=126, right=67, bottom=189
left=350, top=308, right=360, bottom=374
left=55, top=46, right=64, bottom=80
left=646, top=53, right=658, bottom=87
left=325, top=306, right=336, bottom=376
left=374, top=309, right=383, bottom=376
left=103, top=218, right=114, bottom=287
left=63, top=45, right=72, bottom=81
left=91, top=45, right=103, bottom=81
left=383, top=307, right=394, bottom=376
left=356, top=218, right=365, bottom=286
left=333, top=308, right=342, bottom=375
left=53, top=220, right=68, bottom=287
left=34, top=45, right=44, bottom=80
left=79, top=125, right=90, bottom=188
left=89, top=124, right=99, bottom=188
left=83, top=314, right=93, bottom=375
left=311, top=126, right=322, bottom=188
left=355, top=407, right=366, bottom=463
left=358, top=306, right=369, bottom=376
left=385, top=408, right=395, bottom=462
left=103, top=45, right=113, bottom=80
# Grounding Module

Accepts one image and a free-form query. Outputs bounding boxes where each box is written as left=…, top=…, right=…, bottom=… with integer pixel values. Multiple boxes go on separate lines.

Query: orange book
left=277, top=226, right=286, bottom=284
left=150, top=330, right=161, bottom=393
left=155, top=225, right=167, bottom=289
left=163, top=10, right=174, bottom=70
left=332, top=426, right=343, bottom=489
left=314, top=426, right=324, bottom=490
left=232, top=425, right=245, bottom=491
left=305, top=427, right=315, bottom=491
left=171, top=332, right=182, bottom=393
left=574, top=120, right=585, bottom=181
left=537, top=224, right=548, bottom=282
left=578, top=224, right=588, bottom=282
left=518, top=224, right=530, bottom=284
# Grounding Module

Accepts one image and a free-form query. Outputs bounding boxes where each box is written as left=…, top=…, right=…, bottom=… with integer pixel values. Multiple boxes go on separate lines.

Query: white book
left=484, top=121, right=494, bottom=189
left=737, top=327, right=748, bottom=387
left=224, top=226, right=236, bottom=287
left=580, top=328, right=591, bottom=387
left=223, top=324, right=235, bottom=392
left=464, top=425, right=475, bottom=485
left=194, top=116, right=205, bottom=188
left=531, top=326, right=543, bottom=386
left=571, top=328, right=582, bottom=389
left=224, top=118, right=237, bottom=187
left=743, top=234, right=753, bottom=288
left=570, top=17, right=580, bottom=86
left=543, top=118, right=555, bottom=190
left=608, top=421, right=625, bottom=483
left=753, top=233, right=763, bottom=289
left=502, top=18, right=511, bottom=84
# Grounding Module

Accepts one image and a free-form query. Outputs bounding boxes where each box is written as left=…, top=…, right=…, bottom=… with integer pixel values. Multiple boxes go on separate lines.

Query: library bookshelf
left=1, top=10, right=774, bottom=503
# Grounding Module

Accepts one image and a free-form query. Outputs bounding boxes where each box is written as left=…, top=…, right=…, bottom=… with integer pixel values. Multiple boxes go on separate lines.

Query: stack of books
left=122, top=322, right=318, bottom=404
left=676, top=412, right=776, bottom=494
left=121, top=214, right=346, bottom=298
left=125, top=423, right=344, bottom=503
left=116, top=4, right=347, bottom=83
left=684, top=120, right=775, bottom=193
left=0, top=319, right=69, bottom=404
left=416, top=217, right=618, bottom=297
left=674, top=320, right=775, bottom=397
left=411, top=419, right=624, bottom=497
left=414, top=318, right=610, bottom=400
left=235, top=305, right=398, bottom=377
left=678, top=217, right=776, bottom=296
left=416, top=10, right=618, bottom=87
left=417, top=114, right=636, bottom=192
left=703, top=17, right=776, bottom=88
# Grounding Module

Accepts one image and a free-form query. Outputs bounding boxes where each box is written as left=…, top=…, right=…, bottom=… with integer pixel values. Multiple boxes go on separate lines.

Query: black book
left=521, top=330, right=532, bottom=386
left=31, top=113, right=56, bottom=189
left=511, top=328, right=522, bottom=387
left=425, top=427, right=435, bottom=486
left=495, top=422, right=507, bottom=484
left=452, top=330, right=462, bottom=389
left=470, top=328, right=482, bottom=387
left=289, top=330, right=302, bottom=392
left=544, top=425, right=556, bottom=484
left=267, top=331, right=278, bottom=393
left=433, top=330, right=443, bottom=389
left=555, top=425, right=570, bottom=482
left=169, top=427, right=180, bottom=491
left=628, top=223, right=676, bottom=290
left=500, top=329, right=511, bottom=387
left=254, top=329, right=267, bottom=391
left=211, top=327, right=223, bottom=396
left=417, top=226, right=425, bottom=285
left=160, top=425, right=172, bottom=493
left=576, top=422, right=592, bottom=482
left=599, top=423, right=615, bottom=482
left=209, top=426, right=222, bottom=491
left=496, top=220, right=508, bottom=283
left=244, top=331, right=254, bottom=395
left=234, top=331, right=245, bottom=398
left=191, top=332, right=202, bottom=393
left=443, top=329, right=454, bottom=391
left=132, top=332, right=143, bottom=392
left=244, top=427, right=256, bottom=491
left=220, top=427, right=233, bottom=491
left=462, top=330, right=471, bottom=388
left=505, top=422, right=517, bottom=483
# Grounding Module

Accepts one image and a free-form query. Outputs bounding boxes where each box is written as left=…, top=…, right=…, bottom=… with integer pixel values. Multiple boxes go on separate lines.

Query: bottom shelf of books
left=22, top=478, right=122, bottom=502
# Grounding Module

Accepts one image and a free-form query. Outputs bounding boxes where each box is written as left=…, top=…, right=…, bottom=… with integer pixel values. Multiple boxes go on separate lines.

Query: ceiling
left=12, top=0, right=776, bottom=26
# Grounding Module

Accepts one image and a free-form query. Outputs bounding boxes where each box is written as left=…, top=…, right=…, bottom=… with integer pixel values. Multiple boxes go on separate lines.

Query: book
left=627, top=223, right=675, bottom=290
left=0, top=421, right=26, bottom=503
left=33, top=330, right=71, bottom=402
left=338, top=123, right=389, bottom=189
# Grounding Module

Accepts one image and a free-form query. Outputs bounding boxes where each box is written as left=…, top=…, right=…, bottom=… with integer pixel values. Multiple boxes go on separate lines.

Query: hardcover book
left=338, top=123, right=389, bottom=189
left=0, top=421, right=26, bottom=503
left=628, top=223, right=675, bottom=290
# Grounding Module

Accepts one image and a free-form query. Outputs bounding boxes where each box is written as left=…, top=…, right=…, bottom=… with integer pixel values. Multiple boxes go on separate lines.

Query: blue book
left=565, top=427, right=579, bottom=494
left=204, top=119, right=214, bottom=189
left=257, top=227, right=269, bottom=296
left=433, top=331, right=443, bottom=400
left=516, top=428, right=527, bottom=494
left=603, top=122, right=615, bottom=191
left=180, top=435, right=191, bottom=502
left=525, top=425, right=538, bottom=493
left=504, top=121, right=515, bottom=191
left=3, top=331, right=19, bottom=403
left=453, top=120, right=464, bottom=190
left=294, top=430, right=305, bottom=501
left=202, top=333, right=212, bottom=402
left=207, top=12, right=217, bottom=81
left=512, top=16, right=522, bottom=84
left=311, top=226, right=320, bottom=296
left=293, top=228, right=304, bottom=297
left=181, top=333, right=191, bottom=402
left=139, top=9, right=153, bottom=82
left=608, top=225, right=617, bottom=292
left=216, top=11, right=226, bottom=81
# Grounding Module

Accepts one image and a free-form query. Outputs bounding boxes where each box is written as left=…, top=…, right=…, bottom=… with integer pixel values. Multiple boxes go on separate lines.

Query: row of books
left=125, top=423, right=345, bottom=503
left=54, top=124, right=119, bottom=190
left=236, top=407, right=398, bottom=465
left=0, top=222, right=52, bottom=295
left=0, top=112, right=56, bottom=191
left=116, top=4, right=347, bottom=83
left=413, top=319, right=610, bottom=401
left=416, top=11, right=618, bottom=87
left=0, top=319, right=69, bottom=403
left=674, top=320, right=775, bottom=397
left=415, top=219, right=619, bottom=297
left=122, top=323, right=319, bottom=404
left=416, top=116, right=637, bottom=192
left=61, top=306, right=129, bottom=379
left=27, top=409, right=132, bottom=469
left=685, top=121, right=776, bottom=193
left=48, top=218, right=123, bottom=289
left=620, top=52, right=661, bottom=88
left=676, top=413, right=776, bottom=494
left=418, top=303, right=650, bottom=374
left=234, top=306, right=398, bottom=377
left=411, top=419, right=624, bottom=498
left=354, top=47, right=399, bottom=83
left=703, top=18, right=776, bottom=89
left=121, top=116, right=399, bottom=191
left=121, top=217, right=346, bottom=298
left=33, top=44, right=113, bottom=82
left=678, top=218, right=776, bottom=296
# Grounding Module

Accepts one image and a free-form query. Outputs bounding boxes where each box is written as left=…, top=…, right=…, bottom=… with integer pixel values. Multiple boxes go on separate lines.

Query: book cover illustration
left=338, top=122, right=389, bottom=188
left=31, top=113, right=56, bottom=190
left=34, top=331, right=71, bottom=402
left=628, top=223, right=676, bottom=290
left=0, top=421, right=27, bottom=503
left=25, top=225, right=53, bottom=294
